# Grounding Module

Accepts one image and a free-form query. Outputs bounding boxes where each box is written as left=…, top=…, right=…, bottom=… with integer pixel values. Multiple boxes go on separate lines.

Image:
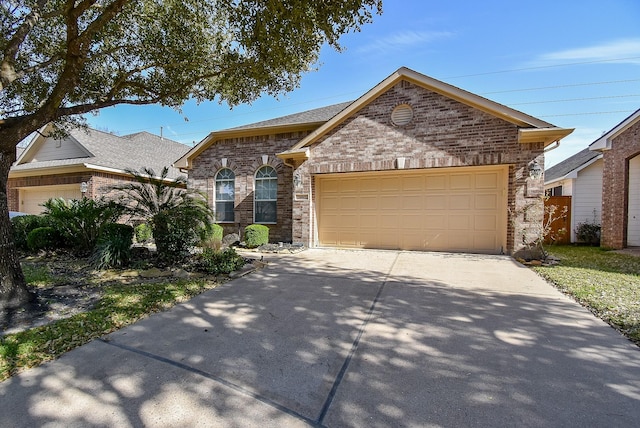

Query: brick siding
left=601, top=119, right=640, bottom=248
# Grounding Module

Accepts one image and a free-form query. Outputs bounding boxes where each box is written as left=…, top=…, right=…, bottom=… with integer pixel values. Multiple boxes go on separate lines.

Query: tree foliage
left=0, top=0, right=381, bottom=307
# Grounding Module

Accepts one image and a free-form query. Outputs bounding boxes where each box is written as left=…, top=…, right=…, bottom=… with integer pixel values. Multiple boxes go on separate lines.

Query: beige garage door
left=19, top=184, right=82, bottom=214
left=316, top=166, right=507, bottom=253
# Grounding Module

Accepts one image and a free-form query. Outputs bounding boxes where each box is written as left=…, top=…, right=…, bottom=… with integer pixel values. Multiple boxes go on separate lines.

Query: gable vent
left=391, top=104, right=414, bottom=126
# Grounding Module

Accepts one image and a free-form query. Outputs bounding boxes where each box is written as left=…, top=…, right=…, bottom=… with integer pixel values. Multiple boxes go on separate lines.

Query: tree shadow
left=1, top=250, right=639, bottom=427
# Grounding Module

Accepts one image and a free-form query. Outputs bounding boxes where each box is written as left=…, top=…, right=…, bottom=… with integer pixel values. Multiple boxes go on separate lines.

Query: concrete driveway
left=1, top=249, right=639, bottom=427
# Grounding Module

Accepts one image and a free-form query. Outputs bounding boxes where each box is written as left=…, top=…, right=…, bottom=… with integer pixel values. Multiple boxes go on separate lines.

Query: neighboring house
left=8, top=125, right=189, bottom=214
left=176, top=67, right=573, bottom=255
left=544, top=147, right=603, bottom=242
left=590, top=108, right=640, bottom=248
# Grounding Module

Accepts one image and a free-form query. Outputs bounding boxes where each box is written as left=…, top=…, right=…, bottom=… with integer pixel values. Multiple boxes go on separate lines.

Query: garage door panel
left=20, top=185, right=82, bottom=215
left=317, top=167, right=506, bottom=253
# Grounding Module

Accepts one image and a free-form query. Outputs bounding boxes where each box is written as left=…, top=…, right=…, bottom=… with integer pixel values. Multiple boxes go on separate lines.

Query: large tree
left=0, top=0, right=382, bottom=308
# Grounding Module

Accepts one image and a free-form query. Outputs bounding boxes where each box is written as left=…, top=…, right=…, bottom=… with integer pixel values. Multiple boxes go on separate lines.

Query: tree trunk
left=0, top=148, right=33, bottom=309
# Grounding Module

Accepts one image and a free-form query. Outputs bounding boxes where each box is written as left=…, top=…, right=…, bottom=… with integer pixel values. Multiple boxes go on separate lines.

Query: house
left=589, top=108, right=640, bottom=248
left=176, top=67, right=573, bottom=255
left=8, top=125, right=189, bottom=214
left=544, top=147, right=603, bottom=242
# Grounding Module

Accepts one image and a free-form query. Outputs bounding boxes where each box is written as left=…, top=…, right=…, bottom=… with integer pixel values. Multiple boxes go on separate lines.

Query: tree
left=0, top=0, right=382, bottom=308
left=111, top=166, right=212, bottom=262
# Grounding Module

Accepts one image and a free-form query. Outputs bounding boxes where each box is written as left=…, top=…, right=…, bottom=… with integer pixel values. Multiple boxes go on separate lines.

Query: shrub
left=134, top=223, right=153, bottom=244
left=11, top=215, right=53, bottom=250
left=244, top=224, right=269, bottom=248
left=92, top=223, right=134, bottom=269
left=197, top=247, right=245, bottom=275
left=153, top=207, right=204, bottom=262
left=26, top=227, right=58, bottom=251
left=42, top=197, right=123, bottom=255
left=576, top=221, right=601, bottom=245
left=199, top=223, right=224, bottom=247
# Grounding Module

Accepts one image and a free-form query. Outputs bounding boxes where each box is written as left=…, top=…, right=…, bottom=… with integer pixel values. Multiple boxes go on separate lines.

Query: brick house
left=9, top=124, right=189, bottom=214
left=589, top=108, right=640, bottom=248
left=176, top=67, right=573, bottom=254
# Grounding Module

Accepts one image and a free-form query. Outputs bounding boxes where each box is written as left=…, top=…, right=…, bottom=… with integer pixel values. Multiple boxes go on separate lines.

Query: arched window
left=215, top=168, right=235, bottom=222
left=254, top=165, right=277, bottom=223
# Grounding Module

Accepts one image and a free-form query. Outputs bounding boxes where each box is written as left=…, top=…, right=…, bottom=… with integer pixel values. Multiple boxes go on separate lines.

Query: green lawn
left=533, top=246, right=640, bottom=345
left=0, top=278, right=220, bottom=381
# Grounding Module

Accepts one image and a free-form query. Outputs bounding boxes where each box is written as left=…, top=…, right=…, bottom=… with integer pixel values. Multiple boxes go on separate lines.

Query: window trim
left=254, top=165, right=277, bottom=224
left=215, top=167, right=235, bottom=223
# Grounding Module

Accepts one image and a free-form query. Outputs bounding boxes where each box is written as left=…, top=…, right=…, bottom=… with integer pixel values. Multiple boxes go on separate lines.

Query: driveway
left=1, top=249, right=639, bottom=427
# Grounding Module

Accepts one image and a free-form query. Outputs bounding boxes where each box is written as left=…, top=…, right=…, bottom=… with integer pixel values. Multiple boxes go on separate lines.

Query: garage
left=19, top=184, right=82, bottom=214
left=316, top=166, right=508, bottom=253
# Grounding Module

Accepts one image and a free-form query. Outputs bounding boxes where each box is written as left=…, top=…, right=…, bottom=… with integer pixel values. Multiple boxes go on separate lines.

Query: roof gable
left=544, top=147, right=602, bottom=184
left=285, top=67, right=571, bottom=153
left=11, top=125, right=189, bottom=180
left=18, top=132, right=92, bottom=164
left=590, top=108, right=640, bottom=151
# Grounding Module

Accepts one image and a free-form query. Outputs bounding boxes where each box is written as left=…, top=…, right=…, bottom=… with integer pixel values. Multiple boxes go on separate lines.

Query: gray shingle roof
left=226, top=101, right=353, bottom=131
left=544, top=147, right=601, bottom=183
left=12, top=128, right=189, bottom=180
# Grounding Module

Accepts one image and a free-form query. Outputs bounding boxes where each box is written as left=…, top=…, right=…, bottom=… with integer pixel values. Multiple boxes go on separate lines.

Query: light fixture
left=528, top=160, right=543, bottom=180
left=80, top=182, right=88, bottom=193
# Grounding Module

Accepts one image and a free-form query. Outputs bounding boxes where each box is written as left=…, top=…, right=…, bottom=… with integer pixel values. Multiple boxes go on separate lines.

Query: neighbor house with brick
left=589, top=108, right=640, bottom=248
left=176, top=67, right=573, bottom=255
left=9, top=124, right=189, bottom=214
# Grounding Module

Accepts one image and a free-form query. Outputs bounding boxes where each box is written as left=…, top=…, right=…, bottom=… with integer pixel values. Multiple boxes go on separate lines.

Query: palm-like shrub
left=42, top=197, right=123, bottom=254
left=111, top=167, right=213, bottom=263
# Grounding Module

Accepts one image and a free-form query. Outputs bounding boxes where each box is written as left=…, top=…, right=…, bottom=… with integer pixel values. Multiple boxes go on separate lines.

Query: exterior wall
left=7, top=171, right=136, bottom=212
left=292, top=81, right=544, bottom=254
left=601, top=119, right=640, bottom=248
left=544, top=178, right=572, bottom=196
left=188, top=133, right=308, bottom=243
left=572, top=159, right=603, bottom=242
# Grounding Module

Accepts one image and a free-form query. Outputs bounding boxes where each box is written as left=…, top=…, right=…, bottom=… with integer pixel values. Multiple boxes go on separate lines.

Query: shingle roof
left=226, top=101, right=353, bottom=131
left=544, top=147, right=601, bottom=183
left=12, top=128, right=189, bottom=180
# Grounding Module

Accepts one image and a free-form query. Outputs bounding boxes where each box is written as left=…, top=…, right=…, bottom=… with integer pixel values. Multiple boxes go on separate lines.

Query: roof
left=590, top=108, right=640, bottom=151
left=11, top=126, right=189, bottom=180
left=544, top=147, right=602, bottom=184
left=175, top=66, right=574, bottom=169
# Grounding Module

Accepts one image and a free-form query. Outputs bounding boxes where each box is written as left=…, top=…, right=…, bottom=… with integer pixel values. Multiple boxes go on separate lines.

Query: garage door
left=19, top=184, right=82, bottom=214
left=316, top=166, right=507, bottom=253
left=628, top=155, right=640, bottom=246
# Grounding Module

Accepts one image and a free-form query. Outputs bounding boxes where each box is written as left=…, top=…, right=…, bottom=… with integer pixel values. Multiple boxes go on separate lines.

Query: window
left=255, top=165, right=277, bottom=223
left=545, top=185, right=563, bottom=197
left=215, top=168, right=235, bottom=222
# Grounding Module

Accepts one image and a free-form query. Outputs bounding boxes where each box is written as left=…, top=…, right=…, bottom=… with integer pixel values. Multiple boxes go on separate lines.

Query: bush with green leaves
left=110, top=167, right=213, bottom=263
left=197, top=247, right=245, bottom=275
left=42, top=197, right=124, bottom=255
left=244, top=224, right=269, bottom=248
left=11, top=215, right=53, bottom=250
left=92, top=223, right=134, bottom=269
left=576, top=221, right=601, bottom=245
left=134, top=223, right=153, bottom=244
left=26, top=227, right=58, bottom=251
left=200, top=223, right=224, bottom=247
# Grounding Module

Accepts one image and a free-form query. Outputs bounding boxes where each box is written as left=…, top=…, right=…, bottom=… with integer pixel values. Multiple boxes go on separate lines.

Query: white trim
left=590, top=109, right=640, bottom=151
left=544, top=154, right=603, bottom=185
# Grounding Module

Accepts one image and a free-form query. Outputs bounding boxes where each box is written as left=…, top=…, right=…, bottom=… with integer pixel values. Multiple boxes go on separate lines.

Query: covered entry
left=316, top=166, right=507, bottom=253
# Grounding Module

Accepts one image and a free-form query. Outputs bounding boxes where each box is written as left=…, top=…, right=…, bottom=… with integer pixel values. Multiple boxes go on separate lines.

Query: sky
left=85, top=0, right=640, bottom=168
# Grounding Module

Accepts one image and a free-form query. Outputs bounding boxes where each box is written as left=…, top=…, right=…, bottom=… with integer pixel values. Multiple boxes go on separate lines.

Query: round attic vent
left=391, top=104, right=414, bottom=126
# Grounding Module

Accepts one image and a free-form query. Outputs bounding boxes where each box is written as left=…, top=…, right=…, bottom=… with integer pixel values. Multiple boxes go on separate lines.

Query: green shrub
left=26, top=227, right=58, bottom=251
left=134, top=223, right=153, bottom=244
left=11, top=215, right=52, bottom=250
left=153, top=208, right=204, bottom=262
left=92, top=223, right=134, bottom=269
left=199, top=223, right=224, bottom=246
left=197, top=247, right=245, bottom=275
left=576, top=221, right=601, bottom=245
left=42, top=197, right=123, bottom=255
left=244, top=224, right=269, bottom=248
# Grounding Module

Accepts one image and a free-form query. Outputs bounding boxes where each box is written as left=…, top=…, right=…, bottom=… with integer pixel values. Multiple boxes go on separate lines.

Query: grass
left=0, top=278, right=220, bottom=382
left=533, top=245, right=640, bottom=344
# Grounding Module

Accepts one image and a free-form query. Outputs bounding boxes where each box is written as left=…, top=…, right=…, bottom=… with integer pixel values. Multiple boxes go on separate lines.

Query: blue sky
left=86, top=0, right=640, bottom=168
